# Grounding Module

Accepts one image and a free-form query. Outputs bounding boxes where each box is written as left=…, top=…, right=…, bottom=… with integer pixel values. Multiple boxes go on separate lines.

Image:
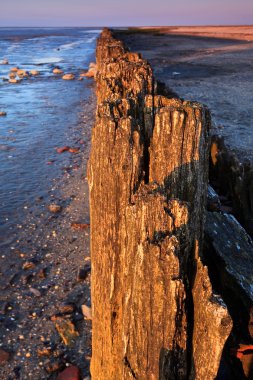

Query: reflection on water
left=0, top=27, right=101, bottom=249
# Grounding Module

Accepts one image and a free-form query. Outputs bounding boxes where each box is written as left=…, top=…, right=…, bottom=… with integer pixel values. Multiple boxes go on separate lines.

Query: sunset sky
left=1, top=0, right=252, bottom=27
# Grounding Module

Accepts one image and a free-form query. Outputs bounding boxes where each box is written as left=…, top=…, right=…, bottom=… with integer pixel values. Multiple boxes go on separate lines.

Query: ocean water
left=0, top=27, right=101, bottom=250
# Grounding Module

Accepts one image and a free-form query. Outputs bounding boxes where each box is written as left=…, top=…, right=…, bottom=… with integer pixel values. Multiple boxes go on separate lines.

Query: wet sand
left=116, top=26, right=253, bottom=161
left=0, top=92, right=95, bottom=379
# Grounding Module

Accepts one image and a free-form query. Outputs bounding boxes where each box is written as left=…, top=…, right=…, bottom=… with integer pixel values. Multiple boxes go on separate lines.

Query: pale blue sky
left=0, top=0, right=252, bottom=27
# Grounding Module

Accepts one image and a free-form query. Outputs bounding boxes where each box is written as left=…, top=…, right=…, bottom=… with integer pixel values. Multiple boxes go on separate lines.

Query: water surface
left=0, top=27, right=101, bottom=249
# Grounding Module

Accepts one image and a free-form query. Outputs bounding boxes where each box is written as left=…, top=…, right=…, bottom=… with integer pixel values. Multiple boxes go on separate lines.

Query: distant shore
left=138, top=25, right=253, bottom=41
left=116, top=26, right=253, bottom=161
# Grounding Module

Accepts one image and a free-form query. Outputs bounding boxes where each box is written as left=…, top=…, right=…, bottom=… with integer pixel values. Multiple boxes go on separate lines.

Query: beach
left=0, top=28, right=99, bottom=379
left=116, top=26, right=253, bottom=161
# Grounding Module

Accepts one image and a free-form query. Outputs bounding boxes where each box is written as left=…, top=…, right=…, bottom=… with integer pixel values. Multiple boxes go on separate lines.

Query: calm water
left=0, top=27, right=101, bottom=249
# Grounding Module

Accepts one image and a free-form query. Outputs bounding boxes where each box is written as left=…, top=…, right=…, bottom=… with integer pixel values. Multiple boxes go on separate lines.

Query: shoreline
left=138, top=25, right=253, bottom=41
left=0, top=90, right=95, bottom=379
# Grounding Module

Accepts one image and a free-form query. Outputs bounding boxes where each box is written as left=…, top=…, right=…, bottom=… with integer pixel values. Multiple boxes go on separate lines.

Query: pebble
left=62, top=73, right=75, bottom=80
left=37, top=348, right=51, bottom=357
left=45, top=359, right=63, bottom=373
left=30, top=70, right=39, bottom=76
left=0, top=349, right=10, bottom=364
left=81, top=305, right=92, bottom=320
left=77, top=266, right=90, bottom=281
left=22, top=261, right=36, bottom=270
left=53, top=68, right=64, bottom=74
left=48, top=204, right=62, bottom=213
left=29, top=288, right=41, bottom=297
left=71, top=222, right=90, bottom=230
left=56, top=366, right=80, bottom=380
left=54, top=318, right=79, bottom=346
left=58, top=304, right=75, bottom=315
left=56, top=146, right=70, bottom=153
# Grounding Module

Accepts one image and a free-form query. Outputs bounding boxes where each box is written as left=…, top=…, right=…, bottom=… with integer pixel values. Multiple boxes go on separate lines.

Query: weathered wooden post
left=88, top=29, right=232, bottom=380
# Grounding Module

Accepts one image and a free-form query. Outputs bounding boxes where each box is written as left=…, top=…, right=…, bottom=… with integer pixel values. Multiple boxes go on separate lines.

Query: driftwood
left=88, top=29, right=232, bottom=380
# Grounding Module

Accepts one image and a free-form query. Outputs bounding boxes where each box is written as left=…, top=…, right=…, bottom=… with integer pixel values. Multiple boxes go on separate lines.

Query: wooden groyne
left=88, top=29, right=233, bottom=379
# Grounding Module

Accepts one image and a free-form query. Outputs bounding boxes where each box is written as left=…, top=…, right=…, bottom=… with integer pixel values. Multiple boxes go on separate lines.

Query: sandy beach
left=0, top=91, right=95, bottom=379
left=140, top=25, right=253, bottom=41
left=116, top=26, right=253, bottom=161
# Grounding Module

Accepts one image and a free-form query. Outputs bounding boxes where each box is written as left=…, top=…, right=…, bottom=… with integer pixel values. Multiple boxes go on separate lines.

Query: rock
left=58, top=304, right=75, bottom=315
left=68, top=147, right=80, bottom=154
left=10, top=67, right=18, bottom=72
left=56, top=366, right=80, bottom=380
left=48, top=204, right=62, bottom=213
left=80, top=69, right=95, bottom=78
left=37, top=348, right=51, bottom=357
left=71, top=222, right=90, bottom=230
left=54, top=318, right=79, bottom=345
left=62, top=73, right=75, bottom=80
left=29, top=287, right=41, bottom=297
left=1, top=59, right=9, bottom=65
left=9, top=72, right=16, bottom=79
left=45, top=360, right=64, bottom=373
left=9, top=78, right=21, bottom=84
left=30, top=70, right=39, bottom=76
left=81, top=305, right=92, bottom=320
left=37, top=268, right=46, bottom=279
left=77, top=266, right=90, bottom=281
left=56, top=146, right=70, bottom=153
left=0, top=111, right=7, bottom=117
left=89, top=62, right=96, bottom=69
left=22, top=261, right=36, bottom=270
left=53, top=68, right=64, bottom=74
left=17, top=69, right=29, bottom=77
left=0, top=349, right=10, bottom=365
left=205, top=211, right=253, bottom=340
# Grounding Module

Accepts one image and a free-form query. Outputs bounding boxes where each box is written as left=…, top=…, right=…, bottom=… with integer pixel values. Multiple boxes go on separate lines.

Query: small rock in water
left=48, top=204, right=62, bottom=213
left=56, top=366, right=80, bottom=380
left=68, top=147, right=80, bottom=154
left=0, top=111, right=7, bottom=117
left=0, top=348, right=10, bottom=365
left=9, top=78, right=21, bottom=84
left=62, top=73, right=75, bottom=80
left=30, top=70, right=39, bottom=76
left=56, top=146, right=70, bottom=154
left=9, top=72, right=16, bottom=79
left=17, top=69, right=29, bottom=78
left=10, top=67, right=18, bottom=72
left=53, top=68, right=64, bottom=75
left=1, top=59, right=9, bottom=65
left=81, top=305, right=92, bottom=320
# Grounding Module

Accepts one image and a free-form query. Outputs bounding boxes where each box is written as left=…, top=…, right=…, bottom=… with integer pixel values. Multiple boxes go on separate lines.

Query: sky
left=0, top=0, right=252, bottom=27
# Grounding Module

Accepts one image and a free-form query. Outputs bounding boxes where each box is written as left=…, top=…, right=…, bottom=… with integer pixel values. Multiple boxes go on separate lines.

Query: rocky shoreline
left=0, top=91, right=95, bottom=379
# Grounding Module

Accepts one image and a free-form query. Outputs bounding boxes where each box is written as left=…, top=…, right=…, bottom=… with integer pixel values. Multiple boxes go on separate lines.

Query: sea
left=0, top=27, right=101, bottom=250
